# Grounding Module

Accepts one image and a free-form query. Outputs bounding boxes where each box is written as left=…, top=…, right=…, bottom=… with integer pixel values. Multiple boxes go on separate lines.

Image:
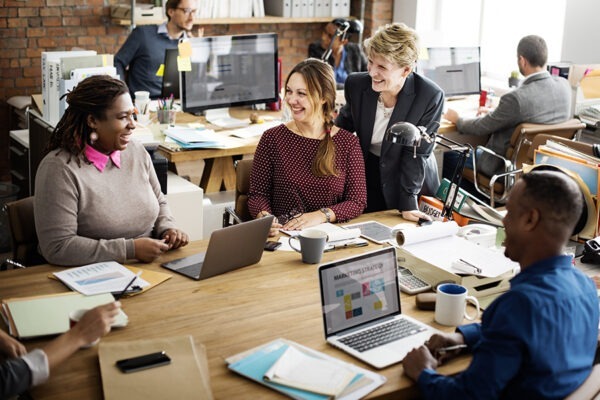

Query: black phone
left=264, top=241, right=281, bottom=251
left=116, top=351, right=171, bottom=373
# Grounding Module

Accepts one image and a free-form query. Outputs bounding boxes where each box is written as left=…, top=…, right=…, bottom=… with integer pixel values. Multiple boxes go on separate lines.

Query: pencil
left=115, top=271, right=142, bottom=300
left=435, top=344, right=468, bottom=355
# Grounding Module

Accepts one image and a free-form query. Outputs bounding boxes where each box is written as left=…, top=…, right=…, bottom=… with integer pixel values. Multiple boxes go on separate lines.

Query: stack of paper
left=53, top=261, right=150, bottom=296
left=226, top=338, right=386, bottom=399
left=1, top=292, right=128, bottom=339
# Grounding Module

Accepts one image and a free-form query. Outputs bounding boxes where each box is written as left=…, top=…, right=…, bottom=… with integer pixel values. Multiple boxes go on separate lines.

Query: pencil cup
left=434, top=283, right=480, bottom=326
left=156, top=109, right=176, bottom=125
left=69, top=309, right=100, bottom=348
left=289, top=229, right=327, bottom=264
left=134, top=91, right=151, bottom=125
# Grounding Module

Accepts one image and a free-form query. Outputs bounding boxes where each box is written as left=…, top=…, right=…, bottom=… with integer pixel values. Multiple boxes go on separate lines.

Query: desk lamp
left=385, top=122, right=472, bottom=220
left=321, top=19, right=363, bottom=62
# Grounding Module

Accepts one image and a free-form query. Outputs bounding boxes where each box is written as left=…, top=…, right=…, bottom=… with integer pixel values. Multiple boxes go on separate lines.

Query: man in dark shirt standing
left=115, top=0, right=198, bottom=98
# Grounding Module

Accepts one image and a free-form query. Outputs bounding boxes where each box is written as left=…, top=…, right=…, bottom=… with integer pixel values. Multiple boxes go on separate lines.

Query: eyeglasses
left=176, top=7, right=197, bottom=16
left=277, top=209, right=303, bottom=225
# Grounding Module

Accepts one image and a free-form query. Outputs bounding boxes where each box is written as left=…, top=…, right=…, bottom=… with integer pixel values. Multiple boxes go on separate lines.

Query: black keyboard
left=338, top=318, right=427, bottom=352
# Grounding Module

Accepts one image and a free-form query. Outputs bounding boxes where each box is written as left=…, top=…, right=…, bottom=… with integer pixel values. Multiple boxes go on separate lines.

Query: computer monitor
left=162, top=48, right=180, bottom=100
left=181, top=33, right=279, bottom=118
left=416, top=47, right=481, bottom=97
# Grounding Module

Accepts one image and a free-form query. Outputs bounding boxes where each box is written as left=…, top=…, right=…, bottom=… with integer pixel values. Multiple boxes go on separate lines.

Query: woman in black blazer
left=335, top=23, right=444, bottom=221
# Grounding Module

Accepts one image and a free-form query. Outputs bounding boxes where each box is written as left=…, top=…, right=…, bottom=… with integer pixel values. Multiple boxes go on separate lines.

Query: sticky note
left=178, top=41, right=192, bottom=58
left=156, top=64, right=165, bottom=77
left=177, top=56, right=192, bottom=72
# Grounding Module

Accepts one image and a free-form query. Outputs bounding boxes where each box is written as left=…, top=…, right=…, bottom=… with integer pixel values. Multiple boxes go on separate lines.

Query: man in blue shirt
left=114, top=0, right=198, bottom=99
left=404, top=170, right=599, bottom=399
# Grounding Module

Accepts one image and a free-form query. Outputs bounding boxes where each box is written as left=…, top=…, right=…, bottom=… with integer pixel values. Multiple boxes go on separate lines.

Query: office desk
left=156, top=108, right=281, bottom=193
left=1, top=211, right=471, bottom=400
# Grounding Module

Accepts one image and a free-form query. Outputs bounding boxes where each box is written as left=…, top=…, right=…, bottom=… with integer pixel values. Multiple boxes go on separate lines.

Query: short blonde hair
left=364, top=23, right=419, bottom=68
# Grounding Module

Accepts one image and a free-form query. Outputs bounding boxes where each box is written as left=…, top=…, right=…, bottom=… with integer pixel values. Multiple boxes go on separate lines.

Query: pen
left=457, top=258, right=482, bottom=274
left=325, top=241, right=368, bottom=252
left=435, top=344, right=468, bottom=355
left=115, top=271, right=142, bottom=300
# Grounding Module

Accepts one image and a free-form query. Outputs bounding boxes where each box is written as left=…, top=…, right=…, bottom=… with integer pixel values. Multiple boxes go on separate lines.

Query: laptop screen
left=319, top=247, right=401, bottom=337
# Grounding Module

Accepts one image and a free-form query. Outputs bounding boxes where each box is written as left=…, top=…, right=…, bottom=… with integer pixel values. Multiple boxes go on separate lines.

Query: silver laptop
left=318, top=247, right=436, bottom=369
left=161, top=216, right=274, bottom=280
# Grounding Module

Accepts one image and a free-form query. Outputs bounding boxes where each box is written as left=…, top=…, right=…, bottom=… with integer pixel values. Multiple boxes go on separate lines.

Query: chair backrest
left=508, top=118, right=586, bottom=170
left=565, top=364, right=600, bottom=400
left=234, top=159, right=253, bottom=223
left=5, top=196, right=46, bottom=266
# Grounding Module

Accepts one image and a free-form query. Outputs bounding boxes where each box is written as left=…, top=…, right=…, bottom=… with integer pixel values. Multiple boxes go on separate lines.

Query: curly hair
left=46, top=75, right=130, bottom=166
left=285, top=58, right=338, bottom=177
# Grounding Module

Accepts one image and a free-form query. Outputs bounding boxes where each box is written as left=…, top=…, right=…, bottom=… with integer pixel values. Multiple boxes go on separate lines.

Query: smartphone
left=264, top=241, right=282, bottom=251
left=116, top=351, right=171, bottom=373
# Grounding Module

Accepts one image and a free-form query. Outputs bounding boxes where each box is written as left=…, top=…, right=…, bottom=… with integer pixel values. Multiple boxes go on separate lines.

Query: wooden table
left=156, top=108, right=281, bottom=193
left=2, top=212, right=472, bottom=399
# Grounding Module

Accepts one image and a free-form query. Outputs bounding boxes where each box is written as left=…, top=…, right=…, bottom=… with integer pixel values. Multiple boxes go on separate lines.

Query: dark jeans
left=365, top=153, right=387, bottom=212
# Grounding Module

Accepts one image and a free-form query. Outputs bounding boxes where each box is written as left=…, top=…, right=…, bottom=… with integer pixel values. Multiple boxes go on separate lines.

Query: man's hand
left=401, top=210, right=432, bottom=223
left=443, top=109, right=459, bottom=124
left=0, top=329, right=26, bottom=358
left=69, top=302, right=121, bottom=348
left=425, top=332, right=467, bottom=363
left=404, top=345, right=439, bottom=381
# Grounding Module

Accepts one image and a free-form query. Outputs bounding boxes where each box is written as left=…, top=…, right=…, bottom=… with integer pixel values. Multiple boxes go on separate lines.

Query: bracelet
left=320, top=208, right=331, bottom=223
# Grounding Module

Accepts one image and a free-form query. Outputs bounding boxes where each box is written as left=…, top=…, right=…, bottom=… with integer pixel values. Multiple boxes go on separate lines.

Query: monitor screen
left=416, top=47, right=481, bottom=97
left=181, top=33, right=279, bottom=114
left=162, top=48, right=180, bottom=99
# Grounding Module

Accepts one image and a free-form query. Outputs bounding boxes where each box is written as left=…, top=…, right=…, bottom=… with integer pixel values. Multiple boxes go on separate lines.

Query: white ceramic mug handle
left=288, top=237, right=301, bottom=253
left=464, top=295, right=480, bottom=320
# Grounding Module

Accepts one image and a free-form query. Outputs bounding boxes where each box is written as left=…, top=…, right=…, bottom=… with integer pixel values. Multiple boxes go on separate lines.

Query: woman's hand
left=161, top=229, right=189, bottom=250
left=133, top=238, right=170, bottom=262
left=0, top=329, right=27, bottom=358
left=401, top=210, right=432, bottom=223
left=282, top=211, right=326, bottom=231
left=257, top=211, right=282, bottom=237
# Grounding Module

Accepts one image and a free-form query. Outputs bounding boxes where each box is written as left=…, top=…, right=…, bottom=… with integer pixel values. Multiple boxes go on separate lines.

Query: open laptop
left=318, top=247, right=436, bottom=369
left=161, top=216, right=274, bottom=280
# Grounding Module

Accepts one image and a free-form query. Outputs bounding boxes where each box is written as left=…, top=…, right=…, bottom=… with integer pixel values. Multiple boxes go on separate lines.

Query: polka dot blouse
left=248, top=124, right=367, bottom=222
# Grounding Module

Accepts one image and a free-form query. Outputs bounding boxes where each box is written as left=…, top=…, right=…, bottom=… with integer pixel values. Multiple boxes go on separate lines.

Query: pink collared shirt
left=84, top=144, right=121, bottom=172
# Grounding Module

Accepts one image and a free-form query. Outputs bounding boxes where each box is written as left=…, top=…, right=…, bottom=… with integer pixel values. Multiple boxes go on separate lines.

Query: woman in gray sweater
left=34, top=75, right=188, bottom=266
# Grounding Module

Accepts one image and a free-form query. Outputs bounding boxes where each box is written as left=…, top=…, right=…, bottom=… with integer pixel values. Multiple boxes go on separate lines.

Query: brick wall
left=0, top=0, right=393, bottom=181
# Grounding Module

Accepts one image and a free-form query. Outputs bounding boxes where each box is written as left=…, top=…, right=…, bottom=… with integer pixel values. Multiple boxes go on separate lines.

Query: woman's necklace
left=294, top=121, right=324, bottom=139
left=378, top=93, right=394, bottom=119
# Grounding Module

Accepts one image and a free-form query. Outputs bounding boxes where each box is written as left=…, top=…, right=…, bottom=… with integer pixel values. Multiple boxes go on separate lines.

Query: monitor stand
left=204, top=108, right=249, bottom=129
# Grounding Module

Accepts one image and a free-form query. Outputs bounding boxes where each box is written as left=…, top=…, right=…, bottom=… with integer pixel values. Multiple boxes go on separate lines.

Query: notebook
left=318, top=247, right=436, bottom=369
left=161, top=216, right=274, bottom=280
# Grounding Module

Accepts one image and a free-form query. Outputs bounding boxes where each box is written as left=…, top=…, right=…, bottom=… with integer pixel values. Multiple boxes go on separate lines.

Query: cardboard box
left=111, top=5, right=164, bottom=21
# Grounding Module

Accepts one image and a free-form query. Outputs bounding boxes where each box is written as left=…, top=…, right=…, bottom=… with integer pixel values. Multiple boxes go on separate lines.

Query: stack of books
left=226, top=338, right=386, bottom=399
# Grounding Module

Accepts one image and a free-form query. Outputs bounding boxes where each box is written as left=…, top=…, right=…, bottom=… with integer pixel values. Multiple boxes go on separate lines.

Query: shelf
left=113, top=16, right=333, bottom=26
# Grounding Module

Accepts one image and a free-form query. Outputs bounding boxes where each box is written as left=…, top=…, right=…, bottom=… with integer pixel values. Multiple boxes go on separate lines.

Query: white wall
left=561, top=0, right=600, bottom=63
left=394, top=0, right=600, bottom=64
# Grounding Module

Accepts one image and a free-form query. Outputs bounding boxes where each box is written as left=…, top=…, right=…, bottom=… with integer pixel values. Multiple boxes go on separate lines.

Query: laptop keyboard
left=339, top=318, right=427, bottom=352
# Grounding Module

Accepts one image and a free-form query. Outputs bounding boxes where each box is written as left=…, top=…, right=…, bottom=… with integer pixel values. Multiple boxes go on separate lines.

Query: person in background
left=248, top=58, right=367, bottom=236
left=34, top=75, right=188, bottom=266
left=403, top=170, right=599, bottom=399
left=114, top=0, right=199, bottom=99
left=443, top=35, right=571, bottom=185
left=0, top=302, right=120, bottom=399
left=335, top=23, right=444, bottom=221
left=308, top=18, right=368, bottom=89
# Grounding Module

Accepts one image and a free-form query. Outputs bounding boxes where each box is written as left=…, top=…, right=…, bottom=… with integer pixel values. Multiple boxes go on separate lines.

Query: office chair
left=4, top=196, right=46, bottom=268
left=565, top=364, right=600, bottom=400
left=462, top=118, right=585, bottom=207
left=222, top=159, right=253, bottom=227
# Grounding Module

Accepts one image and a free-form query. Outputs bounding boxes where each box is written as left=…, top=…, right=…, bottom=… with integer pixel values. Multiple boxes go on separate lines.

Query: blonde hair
left=364, top=23, right=419, bottom=68
left=285, top=58, right=338, bottom=176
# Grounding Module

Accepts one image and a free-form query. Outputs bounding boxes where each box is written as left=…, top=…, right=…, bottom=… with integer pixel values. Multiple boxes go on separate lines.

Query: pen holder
left=156, top=109, right=176, bottom=125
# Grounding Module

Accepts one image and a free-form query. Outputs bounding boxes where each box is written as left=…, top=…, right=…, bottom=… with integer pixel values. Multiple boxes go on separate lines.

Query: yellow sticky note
left=156, top=64, right=165, bottom=77
left=177, top=56, right=192, bottom=72
left=178, top=41, right=192, bottom=58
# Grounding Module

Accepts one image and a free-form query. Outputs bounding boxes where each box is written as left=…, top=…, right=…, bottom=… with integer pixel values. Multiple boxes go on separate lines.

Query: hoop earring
left=90, top=131, right=98, bottom=144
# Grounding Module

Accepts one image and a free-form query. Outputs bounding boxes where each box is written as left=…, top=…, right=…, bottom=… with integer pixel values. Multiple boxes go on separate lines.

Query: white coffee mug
left=434, top=283, right=480, bottom=326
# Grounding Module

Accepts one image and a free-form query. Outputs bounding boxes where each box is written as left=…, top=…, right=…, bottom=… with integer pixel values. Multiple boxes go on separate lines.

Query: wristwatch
left=320, top=208, right=331, bottom=223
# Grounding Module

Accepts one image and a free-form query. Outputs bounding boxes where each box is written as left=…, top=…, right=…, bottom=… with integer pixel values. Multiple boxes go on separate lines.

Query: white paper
left=164, top=127, right=217, bottom=143
left=264, top=345, right=356, bottom=396
left=282, top=223, right=361, bottom=242
left=53, top=261, right=149, bottom=296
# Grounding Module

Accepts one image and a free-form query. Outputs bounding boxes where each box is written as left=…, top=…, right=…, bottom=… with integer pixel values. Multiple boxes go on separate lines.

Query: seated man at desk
left=442, top=35, right=571, bottom=186
left=114, top=0, right=199, bottom=98
left=308, top=18, right=368, bottom=88
left=0, top=303, right=120, bottom=399
left=403, top=170, right=599, bottom=399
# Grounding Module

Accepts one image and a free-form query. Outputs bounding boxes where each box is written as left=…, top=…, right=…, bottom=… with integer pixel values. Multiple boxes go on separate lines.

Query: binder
left=264, top=0, right=292, bottom=17
left=314, top=0, right=331, bottom=17
left=291, top=0, right=303, bottom=17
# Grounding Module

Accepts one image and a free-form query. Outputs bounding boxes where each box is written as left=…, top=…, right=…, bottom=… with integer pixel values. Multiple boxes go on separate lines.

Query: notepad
left=1, top=292, right=128, bottom=339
